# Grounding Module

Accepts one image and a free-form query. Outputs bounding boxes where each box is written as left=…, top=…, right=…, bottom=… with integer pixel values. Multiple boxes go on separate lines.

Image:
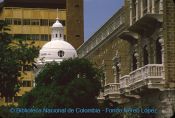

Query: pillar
left=140, top=0, right=143, bottom=17
left=159, top=29, right=165, bottom=80
left=130, top=0, right=133, bottom=25
left=159, top=0, right=163, bottom=14
left=152, top=0, right=155, bottom=13
left=147, top=0, right=150, bottom=13
left=136, top=0, right=139, bottom=20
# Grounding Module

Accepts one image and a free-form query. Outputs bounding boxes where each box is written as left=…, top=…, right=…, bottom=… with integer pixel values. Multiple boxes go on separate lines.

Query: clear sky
left=84, top=0, right=123, bottom=41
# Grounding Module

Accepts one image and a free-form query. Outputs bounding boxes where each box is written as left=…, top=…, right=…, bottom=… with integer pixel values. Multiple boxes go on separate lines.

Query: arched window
left=143, top=45, right=148, bottom=65
left=58, top=50, right=64, bottom=57
left=113, top=52, right=120, bottom=83
left=156, top=39, right=162, bottom=64
left=132, top=53, right=137, bottom=70
left=132, top=0, right=136, bottom=21
left=113, top=61, right=120, bottom=83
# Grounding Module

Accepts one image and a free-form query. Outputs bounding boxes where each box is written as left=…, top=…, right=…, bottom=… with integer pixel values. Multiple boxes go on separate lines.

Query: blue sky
left=84, top=0, right=123, bottom=41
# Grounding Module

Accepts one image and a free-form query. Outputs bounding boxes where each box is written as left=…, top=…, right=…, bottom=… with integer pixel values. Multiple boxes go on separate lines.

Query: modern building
left=0, top=0, right=84, bottom=49
left=78, top=0, right=175, bottom=117
left=0, top=0, right=83, bottom=105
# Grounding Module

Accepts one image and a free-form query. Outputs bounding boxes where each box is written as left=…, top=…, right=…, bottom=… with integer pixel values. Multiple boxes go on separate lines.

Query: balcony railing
left=97, top=91, right=105, bottom=102
left=119, top=75, right=130, bottom=94
left=104, top=83, right=120, bottom=96
left=120, top=64, right=164, bottom=93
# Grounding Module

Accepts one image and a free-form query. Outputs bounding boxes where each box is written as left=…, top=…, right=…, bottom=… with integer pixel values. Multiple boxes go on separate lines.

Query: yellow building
left=0, top=0, right=84, bottom=49
left=0, top=0, right=84, bottom=105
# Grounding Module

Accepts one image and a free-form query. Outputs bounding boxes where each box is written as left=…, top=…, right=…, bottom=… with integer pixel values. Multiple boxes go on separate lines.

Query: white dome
left=52, top=19, right=63, bottom=28
left=38, top=40, right=77, bottom=64
left=37, top=17, right=77, bottom=65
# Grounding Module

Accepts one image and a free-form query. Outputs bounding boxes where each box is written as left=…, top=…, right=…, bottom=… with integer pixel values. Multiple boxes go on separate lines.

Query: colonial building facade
left=78, top=0, right=175, bottom=117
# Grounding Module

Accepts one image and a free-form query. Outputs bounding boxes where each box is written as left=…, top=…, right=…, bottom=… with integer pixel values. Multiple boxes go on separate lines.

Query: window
left=5, top=18, right=13, bottom=25
left=75, top=35, right=80, bottom=37
left=132, top=0, right=136, bottom=21
left=14, top=34, right=26, bottom=40
left=156, top=39, right=162, bottom=64
left=30, top=34, right=39, bottom=40
left=22, top=80, right=32, bottom=87
left=40, top=19, right=48, bottom=26
left=74, top=4, right=80, bottom=7
left=14, top=19, right=21, bottom=25
left=31, top=19, right=39, bottom=25
left=26, top=34, right=31, bottom=40
left=58, top=50, right=64, bottom=57
left=41, top=34, right=49, bottom=41
left=60, top=34, right=62, bottom=38
left=143, top=0, right=148, bottom=14
left=143, top=45, right=149, bottom=65
left=23, top=19, right=30, bottom=25
left=132, top=53, right=137, bottom=70
left=49, top=20, right=55, bottom=26
left=56, top=34, right=58, bottom=38
left=60, top=20, right=65, bottom=26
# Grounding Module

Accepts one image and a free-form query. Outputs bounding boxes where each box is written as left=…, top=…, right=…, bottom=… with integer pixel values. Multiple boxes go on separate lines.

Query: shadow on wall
left=171, top=112, right=175, bottom=118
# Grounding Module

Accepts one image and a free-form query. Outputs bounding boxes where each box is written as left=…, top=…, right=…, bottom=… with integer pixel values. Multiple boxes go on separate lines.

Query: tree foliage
left=0, top=20, right=39, bottom=98
left=19, top=58, right=104, bottom=108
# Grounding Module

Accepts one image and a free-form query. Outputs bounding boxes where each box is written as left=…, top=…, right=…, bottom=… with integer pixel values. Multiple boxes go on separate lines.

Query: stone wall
left=164, top=0, right=175, bottom=88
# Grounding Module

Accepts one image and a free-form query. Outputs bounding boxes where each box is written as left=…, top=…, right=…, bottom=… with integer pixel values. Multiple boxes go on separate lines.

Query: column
left=159, top=28, right=164, bottom=80
left=147, top=0, right=150, bottom=13
left=159, top=0, right=163, bottom=14
left=130, top=0, right=133, bottom=25
left=104, top=72, right=107, bottom=85
left=134, top=52, right=139, bottom=68
left=112, top=66, right=117, bottom=83
left=140, top=0, right=143, bottom=17
left=152, top=0, right=155, bottom=13
left=136, top=0, right=139, bottom=20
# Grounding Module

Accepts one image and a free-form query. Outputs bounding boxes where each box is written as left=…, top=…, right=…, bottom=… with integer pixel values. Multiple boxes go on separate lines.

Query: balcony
left=97, top=91, right=105, bottom=103
left=120, top=64, right=164, bottom=94
left=129, top=13, right=163, bottom=35
left=120, top=75, right=130, bottom=94
left=104, top=83, right=120, bottom=102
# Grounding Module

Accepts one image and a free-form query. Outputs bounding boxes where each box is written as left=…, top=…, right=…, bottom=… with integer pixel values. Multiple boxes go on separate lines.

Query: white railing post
left=136, top=0, right=139, bottom=21
left=159, top=0, right=163, bottom=14
left=140, top=0, right=143, bottom=17
left=130, top=0, right=133, bottom=25
left=147, top=0, right=151, bottom=13
left=152, top=0, right=155, bottom=14
left=120, top=64, right=164, bottom=92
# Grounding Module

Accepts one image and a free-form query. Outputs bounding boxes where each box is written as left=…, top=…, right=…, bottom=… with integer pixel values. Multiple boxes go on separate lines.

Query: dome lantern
left=51, top=17, right=64, bottom=41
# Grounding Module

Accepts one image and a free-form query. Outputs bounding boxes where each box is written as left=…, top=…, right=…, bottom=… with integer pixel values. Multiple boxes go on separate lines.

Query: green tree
left=18, top=58, right=104, bottom=117
left=0, top=20, right=39, bottom=99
